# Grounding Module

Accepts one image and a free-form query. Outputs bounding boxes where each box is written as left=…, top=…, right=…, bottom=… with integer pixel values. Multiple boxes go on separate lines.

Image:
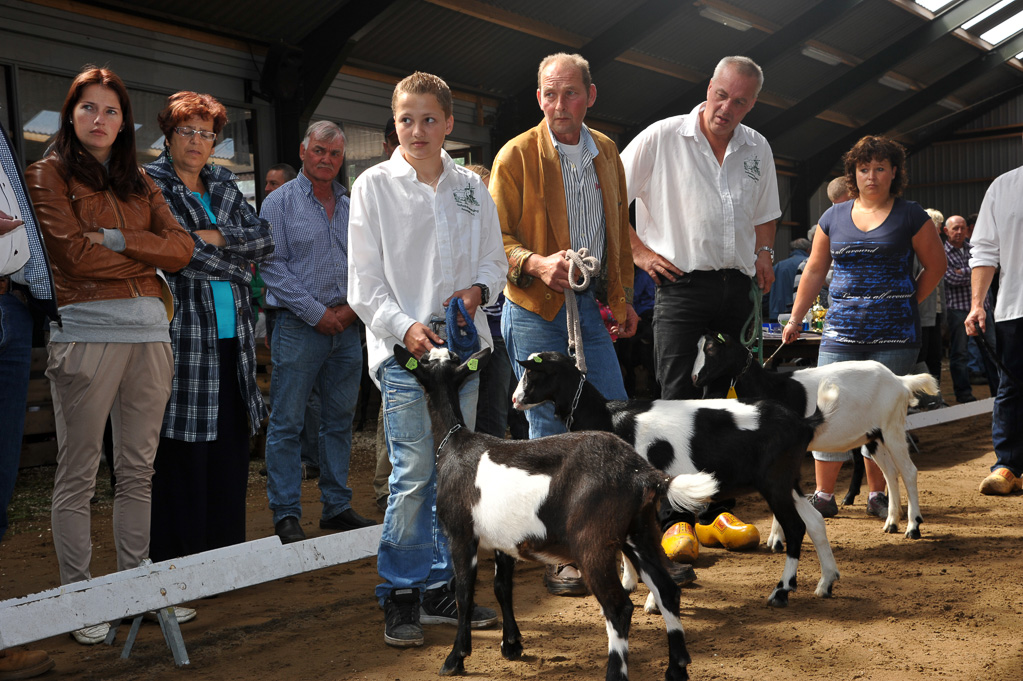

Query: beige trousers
left=47, top=341, right=174, bottom=585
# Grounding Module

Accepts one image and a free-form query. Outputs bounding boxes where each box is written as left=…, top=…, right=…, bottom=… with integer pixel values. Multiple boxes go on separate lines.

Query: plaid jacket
left=145, top=152, right=274, bottom=441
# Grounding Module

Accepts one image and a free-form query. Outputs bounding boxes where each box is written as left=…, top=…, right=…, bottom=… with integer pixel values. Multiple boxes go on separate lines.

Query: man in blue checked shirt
left=259, top=121, right=375, bottom=544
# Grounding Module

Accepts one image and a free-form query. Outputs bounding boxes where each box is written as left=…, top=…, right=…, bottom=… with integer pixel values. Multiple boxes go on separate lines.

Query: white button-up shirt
left=621, top=102, right=781, bottom=277
left=348, top=149, right=508, bottom=382
left=970, top=165, right=1023, bottom=323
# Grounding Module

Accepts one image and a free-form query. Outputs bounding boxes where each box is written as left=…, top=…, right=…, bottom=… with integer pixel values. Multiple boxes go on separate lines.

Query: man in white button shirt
left=621, top=55, right=781, bottom=565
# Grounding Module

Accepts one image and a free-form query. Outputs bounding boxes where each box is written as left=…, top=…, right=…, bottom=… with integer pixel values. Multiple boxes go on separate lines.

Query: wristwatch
left=756, top=245, right=775, bottom=263
left=471, top=282, right=490, bottom=306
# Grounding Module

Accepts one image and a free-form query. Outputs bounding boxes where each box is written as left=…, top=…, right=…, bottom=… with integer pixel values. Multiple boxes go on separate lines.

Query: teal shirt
left=193, top=191, right=237, bottom=339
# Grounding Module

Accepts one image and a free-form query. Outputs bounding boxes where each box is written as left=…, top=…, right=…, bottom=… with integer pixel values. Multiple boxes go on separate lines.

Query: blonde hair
left=464, top=163, right=490, bottom=184
left=392, top=71, right=453, bottom=118
left=925, top=208, right=944, bottom=229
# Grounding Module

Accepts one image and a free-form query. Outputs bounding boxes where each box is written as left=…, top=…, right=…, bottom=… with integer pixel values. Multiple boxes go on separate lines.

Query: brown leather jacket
left=25, top=156, right=194, bottom=308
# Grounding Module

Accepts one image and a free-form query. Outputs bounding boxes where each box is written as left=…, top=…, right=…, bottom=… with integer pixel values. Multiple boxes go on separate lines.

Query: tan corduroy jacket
left=490, top=121, right=633, bottom=323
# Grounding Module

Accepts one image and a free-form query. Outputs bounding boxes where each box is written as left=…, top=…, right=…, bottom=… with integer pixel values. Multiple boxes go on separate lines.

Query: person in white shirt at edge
left=620, top=55, right=781, bottom=570
left=348, top=72, right=506, bottom=649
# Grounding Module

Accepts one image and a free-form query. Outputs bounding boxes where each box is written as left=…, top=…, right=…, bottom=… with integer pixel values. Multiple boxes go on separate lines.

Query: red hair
left=157, top=91, right=229, bottom=140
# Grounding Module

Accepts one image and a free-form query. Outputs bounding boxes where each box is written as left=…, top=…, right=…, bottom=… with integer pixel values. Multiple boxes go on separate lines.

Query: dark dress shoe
left=275, top=516, right=306, bottom=544
left=320, top=508, right=377, bottom=531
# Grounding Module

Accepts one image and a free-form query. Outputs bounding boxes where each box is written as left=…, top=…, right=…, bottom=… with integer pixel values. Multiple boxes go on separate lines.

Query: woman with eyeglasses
left=26, top=66, right=194, bottom=645
left=143, top=92, right=273, bottom=600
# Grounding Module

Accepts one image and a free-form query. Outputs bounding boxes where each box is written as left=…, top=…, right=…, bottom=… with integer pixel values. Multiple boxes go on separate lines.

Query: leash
left=563, top=248, right=600, bottom=376
left=436, top=423, right=462, bottom=457
left=446, top=296, right=480, bottom=358
left=973, top=332, right=1022, bottom=390
left=739, top=279, right=764, bottom=364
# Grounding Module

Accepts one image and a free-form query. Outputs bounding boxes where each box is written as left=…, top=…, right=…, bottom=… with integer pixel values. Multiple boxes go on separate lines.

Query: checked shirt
left=145, top=152, right=274, bottom=441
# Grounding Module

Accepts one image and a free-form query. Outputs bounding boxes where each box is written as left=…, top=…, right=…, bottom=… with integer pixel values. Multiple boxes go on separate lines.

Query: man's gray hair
left=790, top=238, right=811, bottom=252
left=713, top=56, right=764, bottom=96
left=537, top=53, right=592, bottom=90
left=302, top=120, right=346, bottom=149
left=827, top=176, right=850, bottom=203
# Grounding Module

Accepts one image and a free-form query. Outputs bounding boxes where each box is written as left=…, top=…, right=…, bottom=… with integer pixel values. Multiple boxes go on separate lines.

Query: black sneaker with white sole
left=420, top=581, right=497, bottom=629
left=383, top=587, right=424, bottom=647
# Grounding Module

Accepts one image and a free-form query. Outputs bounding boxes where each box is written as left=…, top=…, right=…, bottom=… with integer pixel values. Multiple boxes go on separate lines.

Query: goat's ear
left=392, top=344, right=422, bottom=374
left=465, top=347, right=491, bottom=370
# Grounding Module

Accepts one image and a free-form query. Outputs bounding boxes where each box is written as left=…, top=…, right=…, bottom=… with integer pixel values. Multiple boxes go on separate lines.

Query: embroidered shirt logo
left=452, top=183, right=480, bottom=216
left=743, top=156, right=762, bottom=182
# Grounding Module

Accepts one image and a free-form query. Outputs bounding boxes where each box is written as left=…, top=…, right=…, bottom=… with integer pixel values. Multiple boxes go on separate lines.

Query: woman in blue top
left=144, top=93, right=274, bottom=614
left=782, top=136, right=946, bottom=519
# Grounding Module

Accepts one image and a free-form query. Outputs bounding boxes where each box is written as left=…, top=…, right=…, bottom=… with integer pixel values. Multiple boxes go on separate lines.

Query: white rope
left=564, top=248, right=600, bottom=375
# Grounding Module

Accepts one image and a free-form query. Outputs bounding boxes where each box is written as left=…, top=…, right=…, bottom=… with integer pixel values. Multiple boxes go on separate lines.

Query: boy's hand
left=403, top=321, right=444, bottom=357
left=525, top=250, right=571, bottom=292
left=444, top=288, right=482, bottom=326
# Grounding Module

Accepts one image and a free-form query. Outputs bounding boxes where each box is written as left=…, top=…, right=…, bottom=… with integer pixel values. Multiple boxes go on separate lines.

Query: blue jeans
left=813, top=346, right=919, bottom=463
left=265, top=310, right=362, bottom=525
left=375, top=355, right=478, bottom=603
left=948, top=308, right=998, bottom=400
left=992, top=318, right=1023, bottom=476
left=0, top=292, right=32, bottom=541
left=503, top=293, right=626, bottom=438
left=475, top=336, right=513, bottom=438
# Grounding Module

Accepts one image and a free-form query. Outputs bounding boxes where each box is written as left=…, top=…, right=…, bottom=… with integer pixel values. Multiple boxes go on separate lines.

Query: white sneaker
left=71, top=622, right=110, bottom=645
left=144, top=606, right=197, bottom=624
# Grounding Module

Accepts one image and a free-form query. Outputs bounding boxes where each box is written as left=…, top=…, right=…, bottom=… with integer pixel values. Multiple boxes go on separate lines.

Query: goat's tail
left=900, top=373, right=940, bottom=406
left=664, top=472, right=719, bottom=514
left=813, top=380, right=842, bottom=431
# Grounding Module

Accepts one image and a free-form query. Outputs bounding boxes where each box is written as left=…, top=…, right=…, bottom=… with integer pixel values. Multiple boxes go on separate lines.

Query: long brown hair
left=51, top=66, right=148, bottom=200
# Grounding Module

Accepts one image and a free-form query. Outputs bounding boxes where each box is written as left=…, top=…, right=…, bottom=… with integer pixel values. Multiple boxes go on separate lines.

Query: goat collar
left=739, top=348, right=754, bottom=378
left=564, top=373, right=587, bottom=431
left=436, top=423, right=462, bottom=456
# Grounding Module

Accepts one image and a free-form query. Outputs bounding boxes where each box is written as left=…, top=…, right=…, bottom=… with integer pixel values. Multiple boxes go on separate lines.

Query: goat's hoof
left=644, top=592, right=660, bottom=614
left=439, top=657, right=465, bottom=676
left=883, top=523, right=899, bottom=534
left=501, top=640, right=523, bottom=660
left=841, top=494, right=857, bottom=506
left=906, top=527, right=922, bottom=540
left=768, top=540, right=784, bottom=553
left=767, top=590, right=790, bottom=607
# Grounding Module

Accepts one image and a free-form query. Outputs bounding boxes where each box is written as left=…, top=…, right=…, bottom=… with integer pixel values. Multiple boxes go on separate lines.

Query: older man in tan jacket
left=490, top=52, right=640, bottom=596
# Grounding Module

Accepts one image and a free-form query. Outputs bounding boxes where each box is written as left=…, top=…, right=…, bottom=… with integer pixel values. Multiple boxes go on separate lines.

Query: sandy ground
left=3, top=393, right=1022, bottom=681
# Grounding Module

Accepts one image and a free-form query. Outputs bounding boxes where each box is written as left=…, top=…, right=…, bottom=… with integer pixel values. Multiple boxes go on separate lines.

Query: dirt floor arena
left=3, top=382, right=1022, bottom=681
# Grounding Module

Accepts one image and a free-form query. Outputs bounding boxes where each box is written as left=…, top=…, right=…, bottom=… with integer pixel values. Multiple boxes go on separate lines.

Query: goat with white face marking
left=394, top=345, right=717, bottom=681
left=512, top=350, right=839, bottom=608
left=692, top=332, right=939, bottom=540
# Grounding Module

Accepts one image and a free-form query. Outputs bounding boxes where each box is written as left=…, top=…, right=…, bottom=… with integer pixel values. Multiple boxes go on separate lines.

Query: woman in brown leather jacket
left=26, top=66, right=193, bottom=646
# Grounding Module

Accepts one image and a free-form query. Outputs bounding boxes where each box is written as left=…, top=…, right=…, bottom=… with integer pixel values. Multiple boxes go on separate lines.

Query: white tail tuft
left=900, top=373, right=939, bottom=407
left=665, top=472, right=719, bottom=513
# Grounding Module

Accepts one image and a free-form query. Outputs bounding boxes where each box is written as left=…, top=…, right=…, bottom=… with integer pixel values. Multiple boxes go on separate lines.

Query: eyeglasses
left=174, top=126, right=217, bottom=142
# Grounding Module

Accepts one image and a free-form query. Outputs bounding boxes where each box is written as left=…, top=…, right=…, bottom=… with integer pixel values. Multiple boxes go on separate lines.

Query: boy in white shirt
left=348, top=72, right=507, bottom=648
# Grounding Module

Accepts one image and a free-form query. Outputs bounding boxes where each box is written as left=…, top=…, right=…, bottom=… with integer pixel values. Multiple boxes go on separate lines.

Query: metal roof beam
left=906, top=80, right=1023, bottom=151
left=805, top=27, right=1023, bottom=188
left=639, top=0, right=866, bottom=131
left=760, top=0, right=1002, bottom=139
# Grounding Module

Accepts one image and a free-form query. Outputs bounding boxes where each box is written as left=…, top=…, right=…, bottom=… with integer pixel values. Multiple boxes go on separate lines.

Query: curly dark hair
left=842, top=135, right=908, bottom=199
left=156, top=91, right=229, bottom=141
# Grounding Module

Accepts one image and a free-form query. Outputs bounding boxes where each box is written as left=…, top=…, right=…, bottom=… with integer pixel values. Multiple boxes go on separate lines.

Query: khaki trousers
left=47, top=341, right=173, bottom=585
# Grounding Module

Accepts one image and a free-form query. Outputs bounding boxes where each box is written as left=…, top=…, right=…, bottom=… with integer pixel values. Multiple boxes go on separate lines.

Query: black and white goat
left=692, top=333, right=939, bottom=540
left=512, top=351, right=839, bottom=608
left=394, top=345, right=717, bottom=681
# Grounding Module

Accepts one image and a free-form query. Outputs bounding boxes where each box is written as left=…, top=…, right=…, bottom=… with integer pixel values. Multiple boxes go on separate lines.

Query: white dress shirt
left=621, top=102, right=781, bottom=277
left=970, top=165, right=1023, bottom=323
left=348, top=149, right=508, bottom=382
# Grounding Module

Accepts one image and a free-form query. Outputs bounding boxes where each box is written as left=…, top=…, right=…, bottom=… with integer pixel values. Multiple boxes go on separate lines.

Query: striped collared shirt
left=260, top=171, right=350, bottom=327
left=548, top=123, right=606, bottom=266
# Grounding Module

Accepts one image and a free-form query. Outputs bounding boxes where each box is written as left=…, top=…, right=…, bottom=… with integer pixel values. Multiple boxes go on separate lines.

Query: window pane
left=17, top=70, right=256, bottom=203
left=343, top=121, right=389, bottom=187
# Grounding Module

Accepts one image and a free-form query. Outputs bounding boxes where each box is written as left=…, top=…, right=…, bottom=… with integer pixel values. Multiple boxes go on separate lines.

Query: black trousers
left=149, top=339, right=251, bottom=562
left=654, top=269, right=753, bottom=530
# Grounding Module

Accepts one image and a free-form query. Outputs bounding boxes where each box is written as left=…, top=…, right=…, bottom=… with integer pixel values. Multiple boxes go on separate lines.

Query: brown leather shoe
left=0, top=647, right=55, bottom=680
left=979, top=468, right=1022, bottom=496
left=544, top=563, right=588, bottom=596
